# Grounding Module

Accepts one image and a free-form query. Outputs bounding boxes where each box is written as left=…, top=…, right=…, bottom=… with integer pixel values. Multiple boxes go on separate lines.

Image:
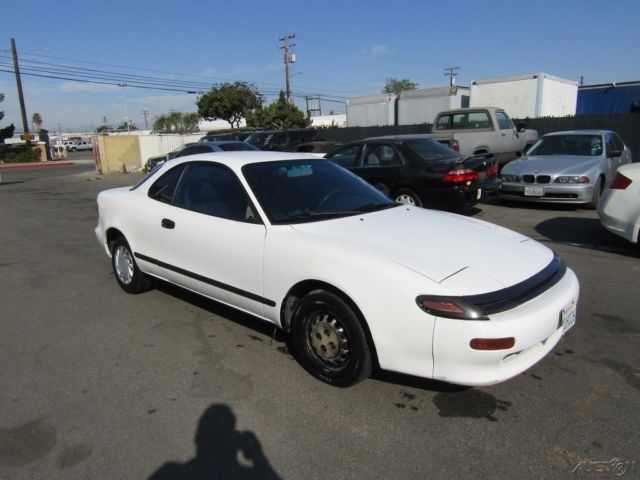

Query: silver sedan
left=499, top=130, right=632, bottom=208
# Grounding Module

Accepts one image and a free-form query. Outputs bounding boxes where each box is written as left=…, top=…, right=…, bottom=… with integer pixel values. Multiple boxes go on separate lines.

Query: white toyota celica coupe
left=95, top=152, right=579, bottom=387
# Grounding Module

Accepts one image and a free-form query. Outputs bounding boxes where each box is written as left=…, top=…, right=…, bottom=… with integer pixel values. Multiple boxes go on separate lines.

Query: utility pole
left=304, top=95, right=322, bottom=117
left=279, top=34, right=296, bottom=102
left=444, top=66, right=460, bottom=87
left=10, top=38, right=31, bottom=144
left=141, top=110, right=149, bottom=130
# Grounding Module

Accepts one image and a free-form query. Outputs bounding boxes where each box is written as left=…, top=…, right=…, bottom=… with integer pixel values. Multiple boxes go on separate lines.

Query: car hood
left=504, top=155, right=601, bottom=175
left=290, top=206, right=553, bottom=295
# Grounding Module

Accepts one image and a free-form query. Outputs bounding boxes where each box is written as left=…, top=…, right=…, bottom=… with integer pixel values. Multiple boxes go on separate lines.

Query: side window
left=173, top=163, right=257, bottom=222
left=494, top=112, right=512, bottom=130
left=613, top=134, right=624, bottom=153
left=327, top=145, right=362, bottom=168
left=148, top=164, right=186, bottom=204
left=435, top=115, right=452, bottom=130
left=363, top=144, right=400, bottom=167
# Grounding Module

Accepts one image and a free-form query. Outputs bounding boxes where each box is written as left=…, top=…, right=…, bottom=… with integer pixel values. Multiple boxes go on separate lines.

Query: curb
left=0, top=161, right=75, bottom=170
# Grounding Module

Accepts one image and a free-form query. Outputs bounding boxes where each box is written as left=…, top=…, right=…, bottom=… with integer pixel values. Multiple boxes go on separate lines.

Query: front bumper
left=431, top=267, right=579, bottom=386
left=500, top=181, right=595, bottom=204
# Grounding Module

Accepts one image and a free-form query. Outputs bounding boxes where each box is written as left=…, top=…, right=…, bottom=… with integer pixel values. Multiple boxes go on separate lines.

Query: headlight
left=500, top=174, right=519, bottom=183
left=416, top=295, right=488, bottom=320
left=554, top=176, right=590, bottom=184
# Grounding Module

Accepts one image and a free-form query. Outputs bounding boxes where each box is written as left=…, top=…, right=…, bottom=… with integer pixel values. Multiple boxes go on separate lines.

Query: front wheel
left=111, top=236, right=152, bottom=294
left=587, top=178, right=602, bottom=209
left=291, top=291, right=372, bottom=387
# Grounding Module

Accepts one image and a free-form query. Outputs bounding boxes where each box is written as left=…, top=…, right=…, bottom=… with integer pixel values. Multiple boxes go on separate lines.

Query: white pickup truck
left=428, top=107, right=538, bottom=168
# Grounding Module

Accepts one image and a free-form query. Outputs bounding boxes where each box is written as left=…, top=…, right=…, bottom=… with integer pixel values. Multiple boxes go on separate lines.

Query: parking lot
left=0, top=164, right=638, bottom=479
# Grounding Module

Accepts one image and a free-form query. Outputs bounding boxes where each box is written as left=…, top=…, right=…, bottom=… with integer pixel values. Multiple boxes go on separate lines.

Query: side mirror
left=516, top=123, right=527, bottom=133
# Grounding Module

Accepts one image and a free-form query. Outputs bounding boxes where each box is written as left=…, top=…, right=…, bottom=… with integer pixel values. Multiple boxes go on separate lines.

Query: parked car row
left=59, top=140, right=93, bottom=151
left=143, top=141, right=259, bottom=172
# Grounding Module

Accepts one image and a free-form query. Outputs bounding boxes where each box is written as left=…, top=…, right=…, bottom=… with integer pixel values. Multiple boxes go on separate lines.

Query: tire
left=393, top=188, right=422, bottom=207
left=111, top=236, right=152, bottom=294
left=587, top=178, right=602, bottom=209
left=291, top=290, right=372, bottom=387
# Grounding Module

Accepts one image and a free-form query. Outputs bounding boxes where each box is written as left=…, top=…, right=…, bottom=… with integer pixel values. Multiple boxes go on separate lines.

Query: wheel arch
left=280, top=279, right=380, bottom=367
left=105, top=227, right=126, bottom=253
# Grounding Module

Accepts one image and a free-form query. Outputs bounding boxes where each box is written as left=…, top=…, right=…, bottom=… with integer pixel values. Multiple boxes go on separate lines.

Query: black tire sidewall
left=394, top=188, right=422, bottom=207
left=291, top=291, right=372, bottom=387
left=111, top=237, right=151, bottom=294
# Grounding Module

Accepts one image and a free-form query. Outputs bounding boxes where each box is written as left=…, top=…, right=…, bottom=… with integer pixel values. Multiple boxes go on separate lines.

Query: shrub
left=0, top=145, right=41, bottom=163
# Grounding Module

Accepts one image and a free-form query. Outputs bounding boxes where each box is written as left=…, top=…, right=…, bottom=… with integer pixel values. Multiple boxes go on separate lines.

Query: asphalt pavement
left=0, top=166, right=638, bottom=479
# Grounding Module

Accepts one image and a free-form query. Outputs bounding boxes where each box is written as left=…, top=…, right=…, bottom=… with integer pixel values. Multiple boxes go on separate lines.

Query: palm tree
left=32, top=112, right=43, bottom=132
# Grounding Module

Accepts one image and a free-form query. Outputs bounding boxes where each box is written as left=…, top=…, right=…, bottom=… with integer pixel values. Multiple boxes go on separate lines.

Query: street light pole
left=10, top=38, right=31, bottom=144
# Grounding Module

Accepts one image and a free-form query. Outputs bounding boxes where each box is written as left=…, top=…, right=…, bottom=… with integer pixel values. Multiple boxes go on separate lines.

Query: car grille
left=522, top=175, right=551, bottom=184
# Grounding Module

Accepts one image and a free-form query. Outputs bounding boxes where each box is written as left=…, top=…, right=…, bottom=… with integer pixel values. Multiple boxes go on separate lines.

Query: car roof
left=542, top=130, right=613, bottom=137
left=165, top=151, right=321, bottom=172
left=200, top=140, right=249, bottom=145
left=363, top=134, right=434, bottom=141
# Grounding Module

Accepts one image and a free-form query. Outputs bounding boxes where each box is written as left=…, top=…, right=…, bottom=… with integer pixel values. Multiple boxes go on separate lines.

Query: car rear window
left=402, top=139, right=459, bottom=161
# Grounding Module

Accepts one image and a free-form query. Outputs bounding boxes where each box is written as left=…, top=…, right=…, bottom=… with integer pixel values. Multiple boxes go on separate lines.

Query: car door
left=494, top=110, right=519, bottom=155
left=350, top=142, right=403, bottom=191
left=604, top=133, right=623, bottom=180
left=152, top=162, right=268, bottom=317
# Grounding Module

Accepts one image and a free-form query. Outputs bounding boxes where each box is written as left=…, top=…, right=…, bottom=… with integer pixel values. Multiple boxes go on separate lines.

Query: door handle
left=161, top=218, right=175, bottom=229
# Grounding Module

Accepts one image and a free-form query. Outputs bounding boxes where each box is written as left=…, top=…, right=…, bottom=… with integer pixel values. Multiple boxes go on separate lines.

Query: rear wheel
left=291, top=290, right=372, bottom=387
left=111, top=236, right=152, bottom=293
left=393, top=188, right=422, bottom=207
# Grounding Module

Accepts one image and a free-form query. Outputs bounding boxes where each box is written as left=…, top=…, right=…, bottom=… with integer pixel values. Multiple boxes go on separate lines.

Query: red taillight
left=469, top=337, right=515, bottom=351
left=442, top=168, right=479, bottom=183
left=450, top=140, right=460, bottom=152
left=486, top=164, right=498, bottom=176
left=421, top=299, right=466, bottom=315
left=609, top=172, right=632, bottom=190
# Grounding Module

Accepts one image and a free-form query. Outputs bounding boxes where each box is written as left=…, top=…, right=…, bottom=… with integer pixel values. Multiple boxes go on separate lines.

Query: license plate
left=524, top=186, right=544, bottom=196
left=561, top=300, right=576, bottom=332
left=476, top=189, right=482, bottom=200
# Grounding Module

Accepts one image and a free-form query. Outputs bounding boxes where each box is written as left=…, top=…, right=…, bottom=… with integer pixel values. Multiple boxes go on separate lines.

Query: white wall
left=310, top=114, right=347, bottom=127
left=138, top=134, right=203, bottom=164
left=398, top=87, right=470, bottom=125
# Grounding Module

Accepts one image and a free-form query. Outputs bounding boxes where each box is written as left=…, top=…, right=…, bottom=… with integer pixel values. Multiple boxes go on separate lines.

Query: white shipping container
left=346, top=93, right=397, bottom=127
left=397, top=86, right=470, bottom=125
left=470, top=73, right=577, bottom=118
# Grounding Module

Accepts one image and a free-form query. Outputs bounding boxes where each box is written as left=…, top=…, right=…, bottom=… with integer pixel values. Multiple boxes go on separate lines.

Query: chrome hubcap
left=308, top=313, right=349, bottom=368
left=395, top=194, right=416, bottom=205
left=114, top=246, right=134, bottom=285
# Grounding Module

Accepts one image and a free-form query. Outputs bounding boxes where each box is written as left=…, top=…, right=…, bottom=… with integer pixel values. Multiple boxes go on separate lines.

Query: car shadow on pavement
left=535, top=217, right=639, bottom=257
left=154, top=281, right=286, bottom=342
left=148, top=403, right=281, bottom=480
left=154, top=280, right=472, bottom=393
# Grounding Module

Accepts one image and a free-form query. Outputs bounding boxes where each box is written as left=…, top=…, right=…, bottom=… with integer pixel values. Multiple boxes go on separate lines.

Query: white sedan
left=95, top=152, right=579, bottom=387
left=598, top=162, right=640, bottom=245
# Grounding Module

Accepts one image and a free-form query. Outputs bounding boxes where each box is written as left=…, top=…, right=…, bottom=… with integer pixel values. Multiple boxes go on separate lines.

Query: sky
left=2, top=0, right=639, bottom=133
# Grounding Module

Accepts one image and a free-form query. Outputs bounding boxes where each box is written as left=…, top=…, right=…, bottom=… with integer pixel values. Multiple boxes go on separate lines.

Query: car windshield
left=243, top=159, right=397, bottom=224
left=527, top=135, right=603, bottom=156
left=402, top=139, right=459, bottom=161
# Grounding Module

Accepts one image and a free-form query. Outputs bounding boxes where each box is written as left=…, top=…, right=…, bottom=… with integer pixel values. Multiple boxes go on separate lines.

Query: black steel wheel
left=111, top=236, right=152, bottom=294
left=291, top=290, right=372, bottom=387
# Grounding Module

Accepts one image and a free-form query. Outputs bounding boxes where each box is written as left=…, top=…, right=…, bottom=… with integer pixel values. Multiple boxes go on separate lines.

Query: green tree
left=152, top=111, right=200, bottom=134
left=246, top=91, right=310, bottom=129
left=197, top=81, right=263, bottom=128
left=382, top=78, right=418, bottom=94
left=0, top=93, right=15, bottom=143
left=32, top=112, right=43, bottom=132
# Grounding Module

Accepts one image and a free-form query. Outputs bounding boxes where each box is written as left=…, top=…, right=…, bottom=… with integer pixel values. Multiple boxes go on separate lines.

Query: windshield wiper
left=354, top=202, right=398, bottom=212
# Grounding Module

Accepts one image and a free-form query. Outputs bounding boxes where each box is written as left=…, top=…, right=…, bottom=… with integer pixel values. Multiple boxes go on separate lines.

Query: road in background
left=0, top=169, right=638, bottom=479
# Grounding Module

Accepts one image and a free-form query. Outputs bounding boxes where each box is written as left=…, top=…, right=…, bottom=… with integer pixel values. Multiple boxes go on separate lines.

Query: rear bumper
left=598, top=191, right=639, bottom=244
left=431, top=268, right=579, bottom=386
